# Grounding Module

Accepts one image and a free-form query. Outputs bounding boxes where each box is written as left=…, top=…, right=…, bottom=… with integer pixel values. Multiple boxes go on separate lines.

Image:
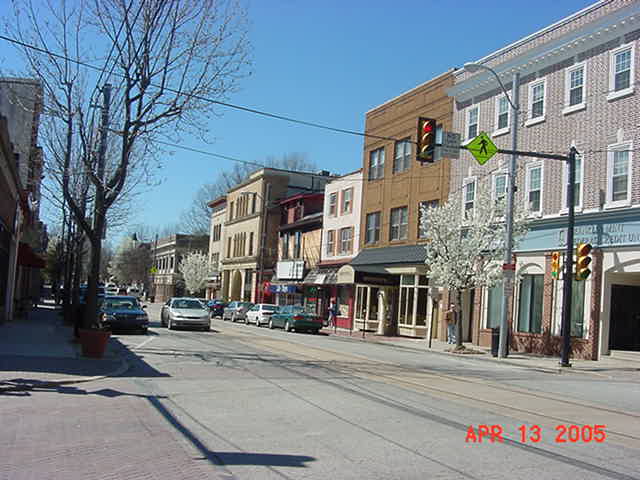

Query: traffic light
left=416, top=117, right=437, bottom=163
left=575, top=243, right=592, bottom=281
left=551, top=251, right=561, bottom=279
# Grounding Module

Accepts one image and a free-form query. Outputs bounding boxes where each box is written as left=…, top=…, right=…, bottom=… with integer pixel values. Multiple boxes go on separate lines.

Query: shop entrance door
left=610, top=284, right=640, bottom=351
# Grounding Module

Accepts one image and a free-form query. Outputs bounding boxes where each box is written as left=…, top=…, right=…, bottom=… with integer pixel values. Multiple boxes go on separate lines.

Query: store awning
left=17, top=242, right=45, bottom=269
left=336, top=264, right=396, bottom=285
left=302, top=267, right=339, bottom=285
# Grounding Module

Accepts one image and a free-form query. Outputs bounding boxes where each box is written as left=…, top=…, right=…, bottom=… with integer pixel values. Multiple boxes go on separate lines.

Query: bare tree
left=180, top=153, right=316, bottom=234
left=8, top=0, right=251, bottom=328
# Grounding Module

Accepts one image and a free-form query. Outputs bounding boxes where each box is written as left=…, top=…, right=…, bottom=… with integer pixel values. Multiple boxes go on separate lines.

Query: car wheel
left=142, top=328, right=148, bottom=335
left=269, top=319, right=274, bottom=329
left=285, top=321, right=292, bottom=332
left=168, top=318, right=174, bottom=330
left=231, top=313, right=236, bottom=322
left=312, top=329, right=319, bottom=334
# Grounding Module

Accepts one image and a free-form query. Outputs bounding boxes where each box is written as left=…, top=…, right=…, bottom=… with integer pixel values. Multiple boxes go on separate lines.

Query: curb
left=0, top=356, right=130, bottom=392
left=321, top=331, right=595, bottom=375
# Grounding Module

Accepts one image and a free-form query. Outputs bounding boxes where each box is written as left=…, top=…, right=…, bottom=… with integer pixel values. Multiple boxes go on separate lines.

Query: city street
left=4, top=302, right=639, bottom=480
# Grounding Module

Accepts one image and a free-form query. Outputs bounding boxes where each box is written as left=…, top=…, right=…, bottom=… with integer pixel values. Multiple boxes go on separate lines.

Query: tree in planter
left=419, top=187, right=530, bottom=349
left=179, top=252, right=210, bottom=296
left=8, top=0, right=251, bottom=328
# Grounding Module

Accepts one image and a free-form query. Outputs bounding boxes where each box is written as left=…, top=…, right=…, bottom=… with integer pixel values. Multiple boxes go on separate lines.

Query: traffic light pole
left=559, top=147, right=578, bottom=367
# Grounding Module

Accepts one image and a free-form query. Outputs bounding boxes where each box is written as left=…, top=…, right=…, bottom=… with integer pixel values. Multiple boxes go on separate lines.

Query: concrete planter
left=78, top=328, right=111, bottom=358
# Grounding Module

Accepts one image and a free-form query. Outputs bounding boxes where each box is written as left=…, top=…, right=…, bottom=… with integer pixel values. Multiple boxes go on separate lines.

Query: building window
left=495, top=95, right=509, bottom=132
left=609, top=44, right=634, bottom=100
left=341, top=188, right=353, bottom=214
left=571, top=279, right=586, bottom=338
left=326, top=230, right=335, bottom=255
left=229, top=201, right=234, bottom=220
left=329, top=192, right=337, bottom=216
left=526, top=164, right=542, bottom=214
left=368, top=147, right=385, bottom=180
left=227, top=237, right=232, bottom=257
left=466, top=106, right=479, bottom=140
left=528, top=80, right=546, bottom=122
left=562, top=154, right=583, bottom=211
left=486, top=282, right=503, bottom=328
left=281, top=233, right=290, bottom=259
left=606, top=143, right=632, bottom=207
left=564, top=63, right=585, bottom=111
left=418, top=200, right=438, bottom=239
left=212, top=224, right=222, bottom=242
left=339, top=227, right=353, bottom=254
left=293, top=231, right=302, bottom=259
left=517, top=274, right=543, bottom=334
left=365, top=212, right=381, bottom=244
left=493, top=173, right=507, bottom=201
left=393, top=139, right=411, bottom=174
left=389, top=206, right=408, bottom=241
left=463, top=179, right=475, bottom=219
left=248, top=232, right=254, bottom=256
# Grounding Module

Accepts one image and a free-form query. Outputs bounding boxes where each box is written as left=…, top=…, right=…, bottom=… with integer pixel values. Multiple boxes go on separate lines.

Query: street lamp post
left=240, top=187, right=270, bottom=303
left=464, top=63, right=520, bottom=359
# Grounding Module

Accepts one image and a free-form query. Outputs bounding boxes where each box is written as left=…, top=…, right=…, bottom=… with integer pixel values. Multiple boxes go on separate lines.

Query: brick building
left=338, top=70, right=455, bottom=338
left=448, top=0, right=640, bottom=358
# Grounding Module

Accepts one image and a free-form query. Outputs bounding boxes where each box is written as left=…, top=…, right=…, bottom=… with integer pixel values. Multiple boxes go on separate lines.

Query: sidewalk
left=0, top=299, right=127, bottom=388
left=320, top=327, right=640, bottom=375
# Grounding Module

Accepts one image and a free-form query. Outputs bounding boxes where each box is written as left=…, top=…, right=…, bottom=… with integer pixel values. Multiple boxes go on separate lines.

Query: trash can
left=491, top=327, right=509, bottom=357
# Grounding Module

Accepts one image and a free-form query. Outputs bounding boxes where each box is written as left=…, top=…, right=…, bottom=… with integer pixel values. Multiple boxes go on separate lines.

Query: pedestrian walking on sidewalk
left=327, top=301, right=338, bottom=328
left=445, top=303, right=457, bottom=344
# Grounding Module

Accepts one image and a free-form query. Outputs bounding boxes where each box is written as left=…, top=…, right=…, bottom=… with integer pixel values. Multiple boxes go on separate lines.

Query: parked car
left=100, top=295, right=149, bottom=333
left=207, top=300, right=227, bottom=318
left=105, top=285, right=119, bottom=296
left=222, top=301, right=253, bottom=322
left=160, top=297, right=211, bottom=331
left=245, top=303, right=278, bottom=326
left=268, top=305, right=322, bottom=333
left=127, top=286, right=141, bottom=298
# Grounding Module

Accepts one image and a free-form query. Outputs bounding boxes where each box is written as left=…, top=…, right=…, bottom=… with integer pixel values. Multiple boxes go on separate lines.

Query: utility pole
left=560, top=146, right=579, bottom=367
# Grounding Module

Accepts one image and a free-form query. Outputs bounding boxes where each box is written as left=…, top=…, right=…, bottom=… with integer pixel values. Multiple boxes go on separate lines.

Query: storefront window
left=356, top=286, right=366, bottom=320
left=400, top=274, right=415, bottom=286
left=415, top=288, right=428, bottom=326
left=337, top=286, right=350, bottom=317
left=399, top=274, right=429, bottom=327
left=368, top=287, right=379, bottom=320
left=486, top=282, right=503, bottom=329
left=517, top=274, right=543, bottom=333
left=571, top=279, right=585, bottom=337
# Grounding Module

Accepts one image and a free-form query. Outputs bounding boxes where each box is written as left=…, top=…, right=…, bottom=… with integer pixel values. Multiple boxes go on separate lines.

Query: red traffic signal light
left=551, top=251, right=561, bottom=279
left=575, top=243, right=592, bottom=281
left=417, top=117, right=437, bottom=163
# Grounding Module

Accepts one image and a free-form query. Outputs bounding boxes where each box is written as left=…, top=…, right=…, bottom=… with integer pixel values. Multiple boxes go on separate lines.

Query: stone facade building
left=205, top=196, right=226, bottom=299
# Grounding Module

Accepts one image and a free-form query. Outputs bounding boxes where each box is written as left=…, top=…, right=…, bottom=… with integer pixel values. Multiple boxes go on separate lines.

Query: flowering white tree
left=420, top=186, right=530, bottom=349
left=179, top=252, right=210, bottom=295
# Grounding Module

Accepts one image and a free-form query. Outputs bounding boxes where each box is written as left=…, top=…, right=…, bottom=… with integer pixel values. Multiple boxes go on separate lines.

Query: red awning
left=17, top=242, right=45, bottom=269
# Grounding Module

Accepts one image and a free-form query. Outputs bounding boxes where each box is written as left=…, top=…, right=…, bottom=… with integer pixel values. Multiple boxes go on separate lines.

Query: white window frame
left=492, top=171, right=508, bottom=202
left=462, top=177, right=476, bottom=219
left=389, top=206, right=408, bottom=241
left=525, top=163, right=544, bottom=216
left=326, top=230, right=335, bottom=256
left=493, top=94, right=510, bottom=137
left=341, top=188, right=353, bottom=214
left=525, top=78, right=546, bottom=126
left=328, top=192, right=337, bottom=216
left=393, top=139, right=412, bottom=174
left=605, top=141, right=633, bottom=209
left=339, top=227, right=353, bottom=254
left=563, top=61, right=587, bottom=115
left=368, top=147, right=385, bottom=180
left=560, top=152, right=584, bottom=214
left=608, top=43, right=635, bottom=101
left=465, top=106, right=479, bottom=141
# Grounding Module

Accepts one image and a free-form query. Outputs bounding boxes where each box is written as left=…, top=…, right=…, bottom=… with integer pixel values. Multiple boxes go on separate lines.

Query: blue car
left=100, top=295, right=149, bottom=334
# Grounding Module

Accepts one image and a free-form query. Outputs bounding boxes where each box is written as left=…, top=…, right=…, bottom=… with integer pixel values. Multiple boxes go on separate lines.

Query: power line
left=0, top=33, right=406, bottom=144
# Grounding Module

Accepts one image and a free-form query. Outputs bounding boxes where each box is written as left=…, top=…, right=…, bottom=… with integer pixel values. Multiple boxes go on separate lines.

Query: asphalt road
left=89, top=302, right=639, bottom=479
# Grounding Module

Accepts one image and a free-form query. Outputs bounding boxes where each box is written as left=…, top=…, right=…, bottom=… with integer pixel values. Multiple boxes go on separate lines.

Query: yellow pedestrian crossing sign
left=467, top=132, right=497, bottom=165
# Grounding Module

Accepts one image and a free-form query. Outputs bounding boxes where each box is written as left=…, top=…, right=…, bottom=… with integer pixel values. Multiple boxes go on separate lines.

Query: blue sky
left=1, top=0, right=596, bottom=243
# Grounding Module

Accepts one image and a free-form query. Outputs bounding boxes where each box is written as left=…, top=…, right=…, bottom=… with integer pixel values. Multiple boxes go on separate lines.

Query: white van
left=127, top=286, right=141, bottom=298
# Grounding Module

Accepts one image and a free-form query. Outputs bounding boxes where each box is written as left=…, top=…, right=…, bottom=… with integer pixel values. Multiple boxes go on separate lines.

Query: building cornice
left=449, top=2, right=640, bottom=102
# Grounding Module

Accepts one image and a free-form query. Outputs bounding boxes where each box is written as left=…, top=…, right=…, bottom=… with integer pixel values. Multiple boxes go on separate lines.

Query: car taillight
left=292, top=315, right=304, bottom=321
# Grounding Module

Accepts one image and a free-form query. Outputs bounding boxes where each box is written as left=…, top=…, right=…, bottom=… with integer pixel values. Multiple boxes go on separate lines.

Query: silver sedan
left=160, top=297, right=211, bottom=331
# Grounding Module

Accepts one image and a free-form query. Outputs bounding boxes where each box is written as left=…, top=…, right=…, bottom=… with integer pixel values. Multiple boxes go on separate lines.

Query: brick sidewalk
left=0, top=381, right=231, bottom=480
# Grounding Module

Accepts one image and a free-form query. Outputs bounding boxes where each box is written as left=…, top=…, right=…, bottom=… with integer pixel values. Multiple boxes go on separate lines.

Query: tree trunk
left=455, top=289, right=464, bottom=349
left=83, top=229, right=103, bottom=329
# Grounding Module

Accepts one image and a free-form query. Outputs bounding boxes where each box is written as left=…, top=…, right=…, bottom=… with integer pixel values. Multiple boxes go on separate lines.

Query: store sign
left=517, top=214, right=640, bottom=252
left=269, top=284, right=297, bottom=294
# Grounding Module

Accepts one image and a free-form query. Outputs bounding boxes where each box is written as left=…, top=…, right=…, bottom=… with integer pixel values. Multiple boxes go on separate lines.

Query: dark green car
left=268, top=305, right=322, bottom=333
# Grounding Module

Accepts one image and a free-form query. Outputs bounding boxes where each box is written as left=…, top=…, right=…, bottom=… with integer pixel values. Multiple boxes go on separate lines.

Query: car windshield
left=262, top=305, right=277, bottom=311
left=173, top=299, right=204, bottom=310
left=104, top=298, right=139, bottom=310
left=291, top=306, right=305, bottom=314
